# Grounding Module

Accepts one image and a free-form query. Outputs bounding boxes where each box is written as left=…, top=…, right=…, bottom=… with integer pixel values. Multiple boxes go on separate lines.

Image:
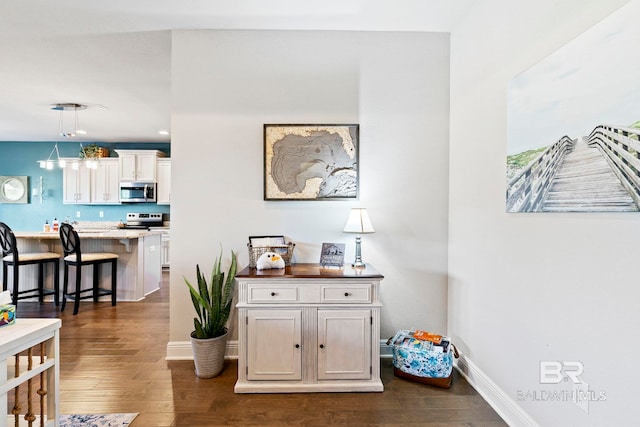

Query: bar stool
left=59, top=223, right=118, bottom=315
left=0, top=222, right=60, bottom=306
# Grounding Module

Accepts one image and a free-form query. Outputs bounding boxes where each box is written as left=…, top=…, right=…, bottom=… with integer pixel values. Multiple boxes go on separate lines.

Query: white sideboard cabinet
left=235, top=264, right=384, bottom=393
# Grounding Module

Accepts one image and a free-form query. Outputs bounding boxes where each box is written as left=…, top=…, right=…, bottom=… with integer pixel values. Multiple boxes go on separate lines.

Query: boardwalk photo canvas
left=506, top=0, right=640, bottom=213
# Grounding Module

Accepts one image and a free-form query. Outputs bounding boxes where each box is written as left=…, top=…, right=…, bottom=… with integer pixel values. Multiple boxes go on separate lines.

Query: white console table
left=235, top=263, right=384, bottom=393
left=1, top=319, right=61, bottom=427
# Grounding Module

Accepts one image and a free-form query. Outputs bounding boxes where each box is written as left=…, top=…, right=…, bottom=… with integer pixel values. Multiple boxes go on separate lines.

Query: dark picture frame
left=319, top=242, right=346, bottom=268
left=264, top=124, right=359, bottom=200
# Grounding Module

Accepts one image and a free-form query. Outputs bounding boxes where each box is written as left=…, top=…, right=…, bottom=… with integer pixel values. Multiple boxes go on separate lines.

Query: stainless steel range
left=124, top=212, right=164, bottom=229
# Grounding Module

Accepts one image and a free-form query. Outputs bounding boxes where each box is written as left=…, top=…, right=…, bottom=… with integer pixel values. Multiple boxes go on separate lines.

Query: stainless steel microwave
left=120, top=182, right=156, bottom=203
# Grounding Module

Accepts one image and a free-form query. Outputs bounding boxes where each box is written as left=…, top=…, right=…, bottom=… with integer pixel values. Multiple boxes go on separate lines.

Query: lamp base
left=351, top=235, right=367, bottom=268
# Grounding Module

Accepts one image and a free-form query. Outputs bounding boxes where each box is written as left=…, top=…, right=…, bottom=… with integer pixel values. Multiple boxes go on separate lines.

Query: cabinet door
left=156, top=159, right=171, bottom=204
left=247, top=309, right=302, bottom=380
left=136, top=153, right=157, bottom=181
left=317, top=309, right=371, bottom=380
left=91, top=159, right=120, bottom=204
left=63, top=165, right=91, bottom=204
left=116, top=150, right=163, bottom=181
left=118, top=153, right=137, bottom=181
left=161, top=232, right=170, bottom=267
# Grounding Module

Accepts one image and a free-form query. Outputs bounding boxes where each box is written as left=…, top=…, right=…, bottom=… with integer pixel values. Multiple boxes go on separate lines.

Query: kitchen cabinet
left=62, top=163, right=91, bottom=204
left=156, top=158, right=171, bottom=204
left=235, top=264, right=383, bottom=393
left=160, top=230, right=170, bottom=267
left=63, top=158, right=120, bottom=205
left=115, top=149, right=165, bottom=181
left=91, top=158, right=120, bottom=204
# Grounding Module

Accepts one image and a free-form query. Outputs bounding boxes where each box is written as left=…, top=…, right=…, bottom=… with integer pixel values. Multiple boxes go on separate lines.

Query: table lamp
left=343, top=208, right=375, bottom=268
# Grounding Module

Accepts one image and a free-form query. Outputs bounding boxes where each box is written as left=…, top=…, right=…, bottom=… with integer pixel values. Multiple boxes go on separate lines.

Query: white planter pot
left=190, top=330, right=228, bottom=378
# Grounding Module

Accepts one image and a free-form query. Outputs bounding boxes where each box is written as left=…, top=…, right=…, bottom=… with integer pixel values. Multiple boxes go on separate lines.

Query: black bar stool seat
left=0, top=222, right=60, bottom=306
left=59, top=223, right=118, bottom=315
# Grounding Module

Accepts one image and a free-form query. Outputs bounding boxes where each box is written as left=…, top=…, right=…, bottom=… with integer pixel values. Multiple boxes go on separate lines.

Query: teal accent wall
left=0, top=141, right=170, bottom=231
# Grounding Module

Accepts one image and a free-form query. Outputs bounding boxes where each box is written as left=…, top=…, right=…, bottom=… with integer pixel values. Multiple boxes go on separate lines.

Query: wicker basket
left=248, top=242, right=295, bottom=268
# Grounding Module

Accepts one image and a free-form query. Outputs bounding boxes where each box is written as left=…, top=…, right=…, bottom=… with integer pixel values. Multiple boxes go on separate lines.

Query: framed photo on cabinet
left=319, top=242, right=345, bottom=268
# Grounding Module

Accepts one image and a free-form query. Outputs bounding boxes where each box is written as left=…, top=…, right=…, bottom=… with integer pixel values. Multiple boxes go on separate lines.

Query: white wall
left=449, top=1, right=637, bottom=425
left=169, top=30, right=450, bottom=346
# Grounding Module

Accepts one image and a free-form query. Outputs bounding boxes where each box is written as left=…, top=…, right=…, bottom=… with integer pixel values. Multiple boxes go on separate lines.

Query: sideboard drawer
left=248, top=285, right=299, bottom=303
left=321, top=285, right=371, bottom=303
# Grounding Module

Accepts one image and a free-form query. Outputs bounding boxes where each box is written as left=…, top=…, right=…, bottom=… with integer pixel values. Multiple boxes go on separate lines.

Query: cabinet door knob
left=270, top=292, right=276, bottom=296
left=319, top=344, right=324, bottom=349
left=344, top=292, right=350, bottom=297
left=295, top=344, right=300, bottom=348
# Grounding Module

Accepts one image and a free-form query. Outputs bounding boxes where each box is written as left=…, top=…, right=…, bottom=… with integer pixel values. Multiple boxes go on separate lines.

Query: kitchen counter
left=15, top=229, right=164, bottom=239
left=6, top=230, right=163, bottom=302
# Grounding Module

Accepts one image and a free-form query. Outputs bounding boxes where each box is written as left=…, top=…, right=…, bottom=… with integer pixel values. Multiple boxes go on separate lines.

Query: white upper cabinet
left=115, top=150, right=165, bottom=181
left=62, top=163, right=91, bottom=204
left=91, top=158, right=120, bottom=204
left=156, top=158, right=171, bottom=205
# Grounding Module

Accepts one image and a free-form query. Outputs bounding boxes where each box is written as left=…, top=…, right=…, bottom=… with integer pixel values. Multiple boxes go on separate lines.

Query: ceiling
left=0, top=0, right=471, bottom=143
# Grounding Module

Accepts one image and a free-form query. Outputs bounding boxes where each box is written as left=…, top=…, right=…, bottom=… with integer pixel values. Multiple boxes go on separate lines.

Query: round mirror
left=0, top=177, right=27, bottom=203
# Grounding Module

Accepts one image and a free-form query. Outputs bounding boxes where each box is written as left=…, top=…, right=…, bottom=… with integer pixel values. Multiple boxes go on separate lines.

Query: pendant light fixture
left=38, top=143, right=65, bottom=169
left=38, top=103, right=97, bottom=169
left=52, top=102, right=87, bottom=137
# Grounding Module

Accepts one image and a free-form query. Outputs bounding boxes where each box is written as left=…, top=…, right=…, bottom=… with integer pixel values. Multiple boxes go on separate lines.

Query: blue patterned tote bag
left=387, top=329, right=459, bottom=388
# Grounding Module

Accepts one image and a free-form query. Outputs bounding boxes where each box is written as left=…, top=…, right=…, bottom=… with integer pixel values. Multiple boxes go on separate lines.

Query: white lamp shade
left=343, top=208, right=375, bottom=234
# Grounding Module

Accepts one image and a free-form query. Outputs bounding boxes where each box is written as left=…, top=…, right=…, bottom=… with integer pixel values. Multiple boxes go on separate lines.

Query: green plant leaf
left=185, top=248, right=237, bottom=339
left=184, top=276, right=204, bottom=324
left=193, top=319, right=205, bottom=339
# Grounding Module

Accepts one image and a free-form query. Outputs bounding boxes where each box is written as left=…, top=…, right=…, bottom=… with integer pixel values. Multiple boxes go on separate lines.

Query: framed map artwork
left=264, top=124, right=359, bottom=200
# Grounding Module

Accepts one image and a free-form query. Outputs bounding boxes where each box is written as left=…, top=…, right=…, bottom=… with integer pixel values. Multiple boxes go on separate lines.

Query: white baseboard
left=455, top=355, right=539, bottom=427
left=166, top=339, right=239, bottom=360
left=379, top=339, right=393, bottom=358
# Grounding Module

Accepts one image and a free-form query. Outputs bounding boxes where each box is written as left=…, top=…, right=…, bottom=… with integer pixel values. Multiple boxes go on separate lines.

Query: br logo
left=539, top=361, right=584, bottom=384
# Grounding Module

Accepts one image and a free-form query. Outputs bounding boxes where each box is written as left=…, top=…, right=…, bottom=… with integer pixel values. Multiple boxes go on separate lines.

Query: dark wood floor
left=14, top=271, right=507, bottom=427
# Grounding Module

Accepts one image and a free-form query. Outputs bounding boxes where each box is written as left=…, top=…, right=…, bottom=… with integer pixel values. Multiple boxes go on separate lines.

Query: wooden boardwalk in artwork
left=540, top=138, right=638, bottom=212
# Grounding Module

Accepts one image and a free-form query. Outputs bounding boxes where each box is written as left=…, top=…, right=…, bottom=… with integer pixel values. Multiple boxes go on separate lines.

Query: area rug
left=59, top=413, right=138, bottom=427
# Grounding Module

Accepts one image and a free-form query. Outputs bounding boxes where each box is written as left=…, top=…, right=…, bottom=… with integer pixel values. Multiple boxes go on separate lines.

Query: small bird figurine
left=256, top=251, right=286, bottom=270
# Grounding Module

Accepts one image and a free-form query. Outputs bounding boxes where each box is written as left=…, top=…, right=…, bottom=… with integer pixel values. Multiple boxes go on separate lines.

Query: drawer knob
left=344, top=292, right=350, bottom=297
left=270, top=292, right=276, bottom=296
left=319, top=344, right=324, bottom=349
left=295, top=344, right=300, bottom=348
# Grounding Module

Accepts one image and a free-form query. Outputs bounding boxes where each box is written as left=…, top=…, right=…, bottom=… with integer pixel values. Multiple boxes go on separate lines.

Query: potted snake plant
left=184, top=249, right=237, bottom=378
